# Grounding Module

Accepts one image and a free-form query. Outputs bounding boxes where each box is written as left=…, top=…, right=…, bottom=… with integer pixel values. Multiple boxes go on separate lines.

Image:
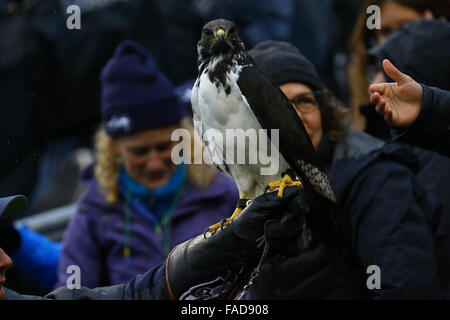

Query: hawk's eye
left=228, top=28, right=235, bottom=37
left=203, top=29, right=213, bottom=37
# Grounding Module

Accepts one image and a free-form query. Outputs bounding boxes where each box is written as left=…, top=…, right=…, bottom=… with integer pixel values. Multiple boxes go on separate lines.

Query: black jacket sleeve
left=3, top=262, right=168, bottom=300
left=391, top=85, right=450, bottom=158
left=339, top=157, right=442, bottom=299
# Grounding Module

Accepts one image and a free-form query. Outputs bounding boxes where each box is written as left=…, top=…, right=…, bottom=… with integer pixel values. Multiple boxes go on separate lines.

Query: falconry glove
left=164, top=186, right=307, bottom=300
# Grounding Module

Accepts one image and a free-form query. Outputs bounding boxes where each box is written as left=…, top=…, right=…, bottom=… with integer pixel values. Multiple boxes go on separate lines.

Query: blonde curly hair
left=94, top=118, right=217, bottom=203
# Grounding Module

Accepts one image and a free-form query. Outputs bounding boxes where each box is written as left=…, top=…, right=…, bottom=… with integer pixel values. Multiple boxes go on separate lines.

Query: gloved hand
left=262, top=189, right=308, bottom=257
left=250, top=241, right=369, bottom=300
left=0, top=217, right=21, bottom=255
left=164, top=186, right=307, bottom=300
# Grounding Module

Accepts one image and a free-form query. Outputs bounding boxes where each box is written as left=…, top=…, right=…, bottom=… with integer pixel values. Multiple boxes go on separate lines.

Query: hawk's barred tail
left=297, top=160, right=335, bottom=203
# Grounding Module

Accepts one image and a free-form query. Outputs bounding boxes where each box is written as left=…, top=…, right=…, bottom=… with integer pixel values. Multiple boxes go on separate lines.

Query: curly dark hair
left=316, top=88, right=352, bottom=143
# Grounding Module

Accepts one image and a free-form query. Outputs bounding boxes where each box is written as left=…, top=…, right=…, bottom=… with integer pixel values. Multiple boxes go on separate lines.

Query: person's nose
left=296, top=111, right=313, bottom=137
left=296, top=110, right=308, bottom=125
left=0, top=248, right=13, bottom=278
left=145, top=151, right=165, bottom=171
left=298, top=111, right=305, bottom=121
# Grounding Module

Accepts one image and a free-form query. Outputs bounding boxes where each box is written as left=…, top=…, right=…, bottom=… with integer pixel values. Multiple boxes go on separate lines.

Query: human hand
left=165, top=186, right=306, bottom=300
left=232, top=186, right=306, bottom=257
left=369, top=59, right=423, bottom=127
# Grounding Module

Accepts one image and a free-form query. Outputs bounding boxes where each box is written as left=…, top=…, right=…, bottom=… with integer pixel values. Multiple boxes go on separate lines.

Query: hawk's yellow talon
left=207, top=173, right=301, bottom=234
left=208, top=192, right=248, bottom=233
left=267, top=173, right=302, bottom=198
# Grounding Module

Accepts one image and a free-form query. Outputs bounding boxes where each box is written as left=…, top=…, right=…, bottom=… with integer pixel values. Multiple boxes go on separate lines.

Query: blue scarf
left=118, top=163, right=187, bottom=224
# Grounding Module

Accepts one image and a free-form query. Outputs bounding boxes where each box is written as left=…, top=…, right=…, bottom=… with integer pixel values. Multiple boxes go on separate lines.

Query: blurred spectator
left=368, top=19, right=450, bottom=158
left=0, top=195, right=60, bottom=294
left=193, top=0, right=366, bottom=102
left=287, top=0, right=365, bottom=103
left=0, top=0, right=166, bottom=216
left=368, top=19, right=450, bottom=91
left=0, top=195, right=28, bottom=300
left=347, top=0, right=450, bottom=133
left=0, top=219, right=60, bottom=293
left=370, top=59, right=450, bottom=158
left=248, top=40, right=450, bottom=299
left=0, top=0, right=307, bottom=217
left=55, top=40, right=238, bottom=289
left=192, top=0, right=293, bottom=46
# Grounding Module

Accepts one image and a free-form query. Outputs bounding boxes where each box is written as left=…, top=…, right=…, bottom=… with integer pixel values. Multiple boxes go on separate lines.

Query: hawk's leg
left=206, top=172, right=302, bottom=234
left=266, top=172, right=308, bottom=252
left=206, top=192, right=249, bottom=233
left=266, top=172, right=302, bottom=197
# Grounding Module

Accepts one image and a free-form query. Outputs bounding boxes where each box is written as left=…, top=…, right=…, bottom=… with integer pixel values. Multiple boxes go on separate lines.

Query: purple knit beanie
left=100, top=40, right=186, bottom=136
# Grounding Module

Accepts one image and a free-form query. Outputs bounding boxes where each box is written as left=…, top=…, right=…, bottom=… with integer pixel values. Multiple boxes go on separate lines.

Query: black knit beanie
left=248, top=40, right=323, bottom=90
left=100, top=40, right=186, bottom=137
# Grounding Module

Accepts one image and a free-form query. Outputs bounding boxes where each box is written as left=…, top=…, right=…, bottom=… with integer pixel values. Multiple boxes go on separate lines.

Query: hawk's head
left=197, top=19, right=245, bottom=65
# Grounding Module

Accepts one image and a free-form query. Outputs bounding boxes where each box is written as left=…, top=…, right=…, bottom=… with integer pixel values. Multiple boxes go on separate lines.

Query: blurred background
left=0, top=0, right=364, bottom=217
left=0, top=0, right=448, bottom=295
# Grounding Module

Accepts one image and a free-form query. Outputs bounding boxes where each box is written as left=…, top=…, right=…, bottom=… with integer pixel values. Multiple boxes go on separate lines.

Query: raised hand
left=369, top=59, right=423, bottom=127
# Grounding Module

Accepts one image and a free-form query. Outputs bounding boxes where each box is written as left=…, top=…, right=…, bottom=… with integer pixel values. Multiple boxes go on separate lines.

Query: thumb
left=383, top=59, right=409, bottom=85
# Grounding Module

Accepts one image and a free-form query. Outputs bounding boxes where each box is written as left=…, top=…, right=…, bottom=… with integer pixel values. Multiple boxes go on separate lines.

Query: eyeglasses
left=289, top=91, right=322, bottom=114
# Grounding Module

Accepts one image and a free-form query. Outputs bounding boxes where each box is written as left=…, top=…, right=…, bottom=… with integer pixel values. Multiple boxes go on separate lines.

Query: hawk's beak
left=215, top=29, right=226, bottom=41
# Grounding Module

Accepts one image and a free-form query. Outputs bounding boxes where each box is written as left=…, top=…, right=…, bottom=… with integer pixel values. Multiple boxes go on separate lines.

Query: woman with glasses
left=246, top=40, right=448, bottom=299
left=250, top=41, right=384, bottom=163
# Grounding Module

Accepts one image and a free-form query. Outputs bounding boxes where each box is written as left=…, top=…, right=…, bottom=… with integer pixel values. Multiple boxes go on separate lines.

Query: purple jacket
left=55, top=169, right=238, bottom=289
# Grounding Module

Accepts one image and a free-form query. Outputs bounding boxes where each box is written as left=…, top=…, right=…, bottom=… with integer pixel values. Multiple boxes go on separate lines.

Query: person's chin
left=143, top=177, right=170, bottom=189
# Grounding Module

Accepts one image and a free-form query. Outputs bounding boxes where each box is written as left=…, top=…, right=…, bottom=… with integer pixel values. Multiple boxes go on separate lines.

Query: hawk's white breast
left=191, top=58, right=288, bottom=198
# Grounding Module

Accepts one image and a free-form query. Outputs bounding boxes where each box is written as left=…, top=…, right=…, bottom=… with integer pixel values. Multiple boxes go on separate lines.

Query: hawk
left=191, top=19, right=342, bottom=247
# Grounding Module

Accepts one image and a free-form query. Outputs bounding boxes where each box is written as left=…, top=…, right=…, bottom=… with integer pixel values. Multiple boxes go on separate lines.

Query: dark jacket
left=332, top=144, right=447, bottom=299
left=4, top=261, right=167, bottom=300
left=391, top=86, right=450, bottom=158
left=251, top=130, right=450, bottom=299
